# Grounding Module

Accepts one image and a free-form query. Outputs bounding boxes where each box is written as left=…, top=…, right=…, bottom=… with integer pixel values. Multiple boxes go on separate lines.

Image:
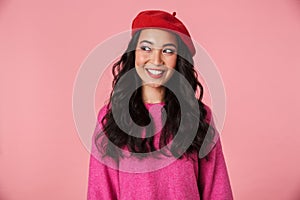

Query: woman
left=88, top=10, right=233, bottom=200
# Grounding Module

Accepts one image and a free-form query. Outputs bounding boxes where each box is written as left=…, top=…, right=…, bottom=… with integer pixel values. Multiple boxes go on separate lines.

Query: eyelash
left=163, top=49, right=175, bottom=54
left=140, top=46, right=176, bottom=55
left=141, top=46, right=151, bottom=51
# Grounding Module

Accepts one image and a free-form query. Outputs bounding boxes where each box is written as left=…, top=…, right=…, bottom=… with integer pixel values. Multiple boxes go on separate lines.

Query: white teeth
left=147, top=69, right=163, bottom=75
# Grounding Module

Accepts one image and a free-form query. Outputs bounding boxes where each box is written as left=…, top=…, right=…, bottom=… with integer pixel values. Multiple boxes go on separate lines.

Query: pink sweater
left=87, top=103, right=233, bottom=200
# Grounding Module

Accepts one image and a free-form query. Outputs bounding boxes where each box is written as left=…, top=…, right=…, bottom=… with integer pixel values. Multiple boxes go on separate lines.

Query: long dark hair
left=95, top=30, right=216, bottom=161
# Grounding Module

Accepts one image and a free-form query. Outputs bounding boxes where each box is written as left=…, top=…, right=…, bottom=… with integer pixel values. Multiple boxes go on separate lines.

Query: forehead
left=138, top=29, right=178, bottom=46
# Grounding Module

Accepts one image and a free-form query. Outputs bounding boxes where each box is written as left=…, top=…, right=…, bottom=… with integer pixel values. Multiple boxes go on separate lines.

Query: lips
left=146, top=68, right=165, bottom=78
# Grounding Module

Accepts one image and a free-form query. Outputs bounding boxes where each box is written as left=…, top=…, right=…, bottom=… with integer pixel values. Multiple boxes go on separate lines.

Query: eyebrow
left=139, top=40, right=177, bottom=48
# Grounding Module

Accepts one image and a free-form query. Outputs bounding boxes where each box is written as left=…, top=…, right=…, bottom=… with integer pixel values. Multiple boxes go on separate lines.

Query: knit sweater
left=87, top=103, right=233, bottom=200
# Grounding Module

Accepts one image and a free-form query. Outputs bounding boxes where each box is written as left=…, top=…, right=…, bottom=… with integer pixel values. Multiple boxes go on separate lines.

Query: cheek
left=135, top=51, right=148, bottom=67
left=167, top=55, right=177, bottom=69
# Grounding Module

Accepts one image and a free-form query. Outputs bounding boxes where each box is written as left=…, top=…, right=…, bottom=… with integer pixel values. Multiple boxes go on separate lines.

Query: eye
left=140, top=46, right=151, bottom=52
left=163, top=48, right=176, bottom=55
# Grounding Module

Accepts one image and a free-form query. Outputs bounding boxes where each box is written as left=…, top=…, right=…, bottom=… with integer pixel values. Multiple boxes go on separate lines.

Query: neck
left=141, top=85, right=165, bottom=104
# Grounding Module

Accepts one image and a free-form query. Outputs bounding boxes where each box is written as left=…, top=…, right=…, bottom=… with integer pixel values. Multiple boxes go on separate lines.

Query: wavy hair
left=95, top=30, right=216, bottom=161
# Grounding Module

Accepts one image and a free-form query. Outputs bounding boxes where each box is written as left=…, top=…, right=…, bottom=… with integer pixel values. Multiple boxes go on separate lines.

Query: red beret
left=132, top=10, right=196, bottom=56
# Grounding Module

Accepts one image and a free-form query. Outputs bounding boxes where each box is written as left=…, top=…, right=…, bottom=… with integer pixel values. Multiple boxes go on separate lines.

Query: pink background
left=1, top=0, right=300, bottom=199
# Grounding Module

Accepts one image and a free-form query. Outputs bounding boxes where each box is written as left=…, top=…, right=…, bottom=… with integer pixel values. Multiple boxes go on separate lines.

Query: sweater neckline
left=144, top=102, right=165, bottom=109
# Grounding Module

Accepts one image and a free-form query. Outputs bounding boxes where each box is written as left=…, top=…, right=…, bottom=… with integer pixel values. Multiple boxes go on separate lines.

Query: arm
left=199, top=138, right=233, bottom=200
left=198, top=105, right=234, bottom=200
left=87, top=106, right=119, bottom=200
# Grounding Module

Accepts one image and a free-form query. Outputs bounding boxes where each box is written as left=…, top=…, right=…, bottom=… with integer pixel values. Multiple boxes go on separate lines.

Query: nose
left=150, top=49, right=163, bottom=66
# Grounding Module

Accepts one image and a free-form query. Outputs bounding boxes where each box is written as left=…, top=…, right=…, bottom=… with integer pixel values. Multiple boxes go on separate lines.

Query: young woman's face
left=135, top=29, right=178, bottom=88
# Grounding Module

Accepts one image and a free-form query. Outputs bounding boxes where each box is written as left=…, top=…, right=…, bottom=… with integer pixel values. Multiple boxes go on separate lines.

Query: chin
left=143, top=82, right=165, bottom=88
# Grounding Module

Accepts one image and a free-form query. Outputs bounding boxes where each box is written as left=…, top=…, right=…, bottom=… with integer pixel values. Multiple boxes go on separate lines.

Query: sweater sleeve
left=199, top=138, right=233, bottom=200
left=198, top=105, right=234, bottom=200
left=87, top=106, right=120, bottom=200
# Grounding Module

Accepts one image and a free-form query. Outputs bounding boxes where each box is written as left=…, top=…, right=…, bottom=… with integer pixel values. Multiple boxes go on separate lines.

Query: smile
left=147, top=69, right=163, bottom=75
left=146, top=69, right=165, bottom=78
